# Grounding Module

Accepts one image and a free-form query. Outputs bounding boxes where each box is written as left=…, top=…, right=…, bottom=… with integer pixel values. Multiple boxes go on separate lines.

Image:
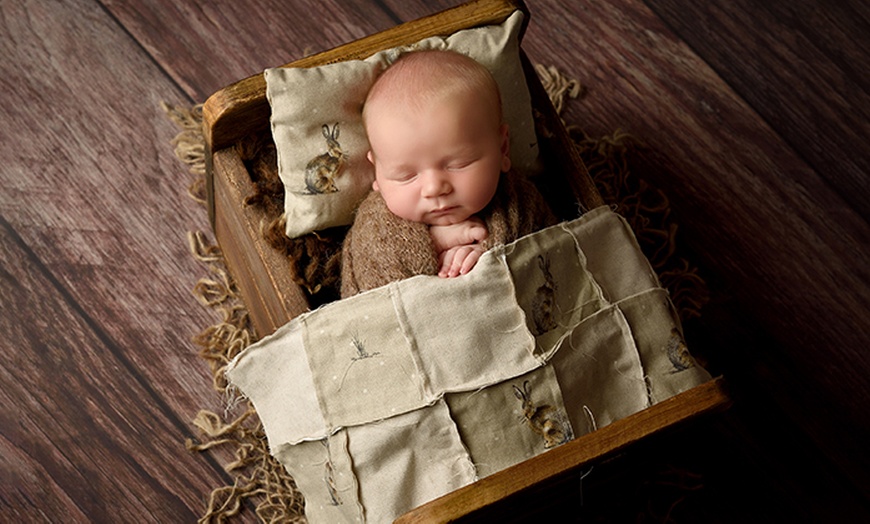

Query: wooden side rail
left=396, top=376, right=731, bottom=523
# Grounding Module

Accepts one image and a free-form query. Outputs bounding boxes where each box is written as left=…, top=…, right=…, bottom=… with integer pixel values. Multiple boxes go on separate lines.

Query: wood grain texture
left=0, top=0, right=240, bottom=519
left=2, top=0, right=868, bottom=520
left=211, top=147, right=310, bottom=336
left=517, top=0, right=870, bottom=492
left=0, top=0, right=223, bottom=410
left=645, top=0, right=870, bottom=221
left=0, top=219, right=230, bottom=521
left=102, top=0, right=403, bottom=102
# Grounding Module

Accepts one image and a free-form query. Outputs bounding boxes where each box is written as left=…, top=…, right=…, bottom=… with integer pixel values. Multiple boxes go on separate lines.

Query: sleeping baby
left=340, top=49, right=557, bottom=297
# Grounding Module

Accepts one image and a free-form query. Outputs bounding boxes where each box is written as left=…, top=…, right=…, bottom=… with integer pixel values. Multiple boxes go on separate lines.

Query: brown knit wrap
left=340, top=169, right=557, bottom=297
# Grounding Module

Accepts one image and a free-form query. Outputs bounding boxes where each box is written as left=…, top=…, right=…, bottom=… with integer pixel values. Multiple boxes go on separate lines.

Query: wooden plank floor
left=2, top=0, right=867, bottom=521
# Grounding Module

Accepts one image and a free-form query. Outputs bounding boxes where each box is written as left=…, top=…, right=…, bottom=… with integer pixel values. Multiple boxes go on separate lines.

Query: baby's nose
left=421, top=171, right=451, bottom=197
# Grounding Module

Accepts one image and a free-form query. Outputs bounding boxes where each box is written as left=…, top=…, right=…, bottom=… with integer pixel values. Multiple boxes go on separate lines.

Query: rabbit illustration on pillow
left=303, top=123, right=345, bottom=194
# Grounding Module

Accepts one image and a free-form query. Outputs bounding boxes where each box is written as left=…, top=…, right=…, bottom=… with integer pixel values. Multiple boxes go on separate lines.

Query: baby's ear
left=499, top=124, right=511, bottom=172
left=367, top=151, right=380, bottom=191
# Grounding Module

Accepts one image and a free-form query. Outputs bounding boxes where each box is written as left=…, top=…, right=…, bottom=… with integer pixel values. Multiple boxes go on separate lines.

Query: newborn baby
left=340, top=49, right=556, bottom=297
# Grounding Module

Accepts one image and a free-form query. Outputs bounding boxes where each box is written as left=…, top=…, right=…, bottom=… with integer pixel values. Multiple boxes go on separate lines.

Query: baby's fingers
left=438, top=246, right=482, bottom=278
left=458, top=248, right=482, bottom=275
left=438, top=248, right=457, bottom=278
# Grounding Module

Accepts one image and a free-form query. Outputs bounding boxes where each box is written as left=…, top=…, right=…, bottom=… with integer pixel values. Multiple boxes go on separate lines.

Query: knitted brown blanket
left=340, top=169, right=558, bottom=297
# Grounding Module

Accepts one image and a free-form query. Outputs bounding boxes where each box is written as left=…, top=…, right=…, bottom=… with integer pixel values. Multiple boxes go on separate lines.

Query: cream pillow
left=265, top=11, right=539, bottom=239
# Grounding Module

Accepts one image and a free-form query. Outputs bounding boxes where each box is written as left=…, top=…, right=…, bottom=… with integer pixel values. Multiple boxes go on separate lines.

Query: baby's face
left=366, top=89, right=510, bottom=226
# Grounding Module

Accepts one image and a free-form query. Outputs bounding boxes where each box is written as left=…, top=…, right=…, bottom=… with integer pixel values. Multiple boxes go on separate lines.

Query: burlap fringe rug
left=165, top=64, right=709, bottom=523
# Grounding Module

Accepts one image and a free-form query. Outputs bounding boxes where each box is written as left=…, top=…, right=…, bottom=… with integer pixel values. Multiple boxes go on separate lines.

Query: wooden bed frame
left=202, top=0, right=602, bottom=338
left=201, top=0, right=729, bottom=520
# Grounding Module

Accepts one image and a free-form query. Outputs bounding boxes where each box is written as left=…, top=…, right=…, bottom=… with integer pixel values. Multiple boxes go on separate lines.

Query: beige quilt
left=226, top=206, right=711, bottom=523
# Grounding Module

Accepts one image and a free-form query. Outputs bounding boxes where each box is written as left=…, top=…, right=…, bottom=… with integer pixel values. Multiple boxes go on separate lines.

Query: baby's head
left=363, top=50, right=511, bottom=226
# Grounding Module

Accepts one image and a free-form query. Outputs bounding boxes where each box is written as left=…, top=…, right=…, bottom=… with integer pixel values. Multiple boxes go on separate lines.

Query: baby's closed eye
left=446, top=159, right=476, bottom=171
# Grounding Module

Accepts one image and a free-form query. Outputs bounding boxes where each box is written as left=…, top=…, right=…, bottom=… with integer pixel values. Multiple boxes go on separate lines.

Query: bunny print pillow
left=265, top=11, right=538, bottom=238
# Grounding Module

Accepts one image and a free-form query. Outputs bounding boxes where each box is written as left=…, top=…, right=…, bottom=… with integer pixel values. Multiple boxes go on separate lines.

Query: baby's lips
left=430, top=205, right=458, bottom=217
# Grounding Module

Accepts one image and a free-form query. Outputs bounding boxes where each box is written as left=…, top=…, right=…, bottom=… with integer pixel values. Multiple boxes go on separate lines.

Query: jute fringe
left=166, top=63, right=708, bottom=523
left=165, top=103, right=307, bottom=523
left=162, top=102, right=208, bottom=206
left=534, top=63, right=583, bottom=114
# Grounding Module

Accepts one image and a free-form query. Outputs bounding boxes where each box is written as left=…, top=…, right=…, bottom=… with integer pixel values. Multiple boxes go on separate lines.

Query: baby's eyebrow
left=383, top=160, right=413, bottom=172
left=447, top=143, right=479, bottom=156
left=382, top=164, right=415, bottom=178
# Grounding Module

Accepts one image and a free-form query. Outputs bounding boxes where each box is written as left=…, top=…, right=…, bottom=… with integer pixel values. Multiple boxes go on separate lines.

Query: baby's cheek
left=383, top=188, right=421, bottom=222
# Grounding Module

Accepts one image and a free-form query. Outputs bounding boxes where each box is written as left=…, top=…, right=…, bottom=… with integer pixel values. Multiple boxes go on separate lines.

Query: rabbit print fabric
left=265, top=61, right=378, bottom=237
left=446, top=365, right=574, bottom=478
left=302, top=123, right=345, bottom=195
left=226, top=207, right=712, bottom=523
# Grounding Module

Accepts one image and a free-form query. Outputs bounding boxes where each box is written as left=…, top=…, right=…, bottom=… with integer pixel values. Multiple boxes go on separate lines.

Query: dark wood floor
left=2, top=0, right=868, bottom=521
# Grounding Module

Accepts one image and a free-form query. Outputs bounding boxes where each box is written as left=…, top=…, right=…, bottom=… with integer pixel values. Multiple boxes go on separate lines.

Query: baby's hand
left=429, top=217, right=488, bottom=253
left=438, top=244, right=486, bottom=278
left=430, top=217, right=488, bottom=278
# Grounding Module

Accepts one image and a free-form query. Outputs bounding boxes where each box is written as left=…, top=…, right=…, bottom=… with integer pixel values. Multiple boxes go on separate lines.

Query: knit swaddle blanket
left=340, top=169, right=557, bottom=297
left=226, top=206, right=711, bottom=523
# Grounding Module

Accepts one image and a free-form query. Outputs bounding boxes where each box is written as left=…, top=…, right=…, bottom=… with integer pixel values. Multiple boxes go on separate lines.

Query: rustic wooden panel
left=0, top=219, right=231, bottom=521
left=645, top=0, right=870, bottom=220
left=0, top=0, right=244, bottom=519
left=3, top=0, right=866, bottom=520
left=377, top=0, right=462, bottom=22
left=211, top=147, right=311, bottom=337
left=0, top=0, right=228, bottom=413
left=513, top=0, right=870, bottom=492
left=102, top=0, right=403, bottom=101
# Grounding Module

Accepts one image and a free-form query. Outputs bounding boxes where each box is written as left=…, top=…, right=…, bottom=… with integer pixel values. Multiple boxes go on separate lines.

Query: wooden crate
left=202, top=0, right=729, bottom=521
left=202, top=0, right=602, bottom=338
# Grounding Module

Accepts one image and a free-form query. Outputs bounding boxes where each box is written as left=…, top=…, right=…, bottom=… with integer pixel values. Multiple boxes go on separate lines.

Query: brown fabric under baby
left=340, top=170, right=558, bottom=297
